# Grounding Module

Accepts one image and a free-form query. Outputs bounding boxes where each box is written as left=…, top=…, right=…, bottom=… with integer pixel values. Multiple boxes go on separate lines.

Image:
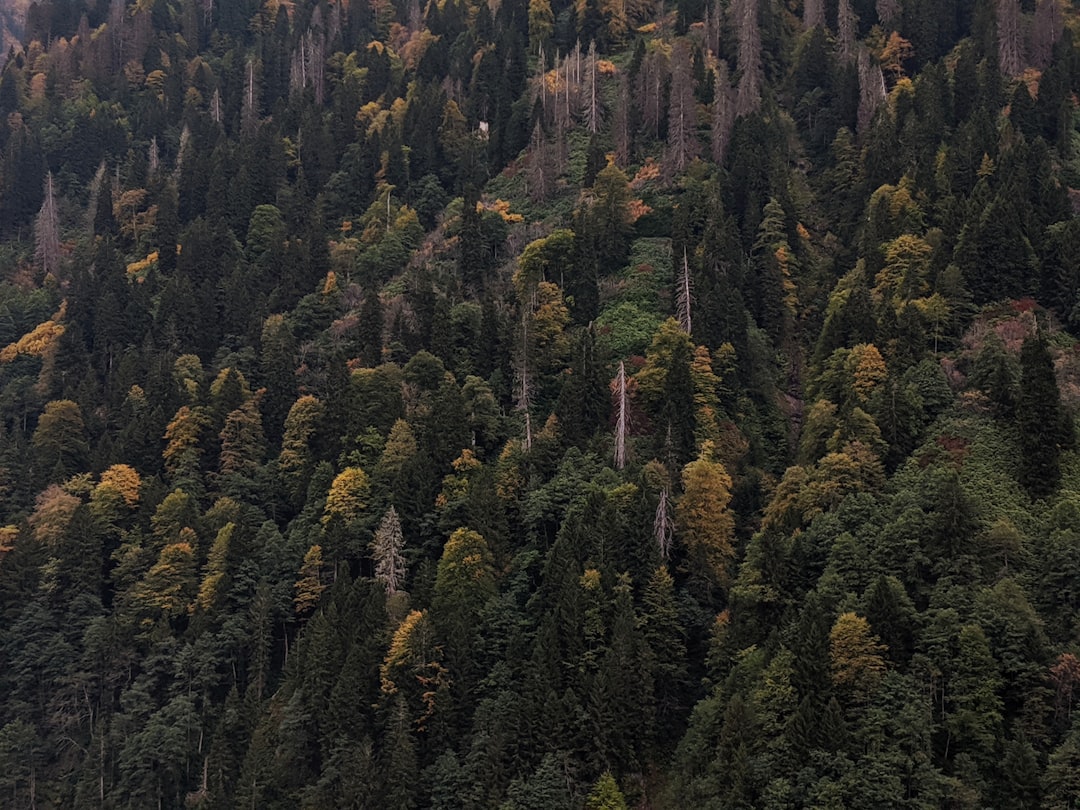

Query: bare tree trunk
left=210, top=89, right=222, bottom=125
left=654, top=488, right=674, bottom=560
left=35, top=172, right=60, bottom=277
left=837, top=0, right=857, bottom=63
left=586, top=41, right=601, bottom=134
left=711, top=60, right=734, bottom=163
left=614, top=361, right=628, bottom=469
left=242, top=61, right=258, bottom=136
left=667, top=40, right=698, bottom=175
left=676, top=248, right=693, bottom=334
left=804, top=0, right=824, bottom=29
left=997, top=0, right=1024, bottom=78
left=857, top=47, right=886, bottom=133
left=876, top=0, right=899, bottom=27
left=733, top=0, right=762, bottom=116
left=517, top=314, right=533, bottom=451
left=614, top=75, right=631, bottom=165
left=1033, top=0, right=1064, bottom=69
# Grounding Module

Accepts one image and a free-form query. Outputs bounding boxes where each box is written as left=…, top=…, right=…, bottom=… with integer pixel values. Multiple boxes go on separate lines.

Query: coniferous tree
left=1017, top=333, right=1067, bottom=499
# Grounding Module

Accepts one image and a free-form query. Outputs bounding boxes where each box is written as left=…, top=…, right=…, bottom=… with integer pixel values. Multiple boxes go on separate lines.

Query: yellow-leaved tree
left=830, top=611, right=887, bottom=697
left=294, top=544, right=327, bottom=616
left=676, top=441, right=736, bottom=600
left=322, top=466, right=371, bottom=573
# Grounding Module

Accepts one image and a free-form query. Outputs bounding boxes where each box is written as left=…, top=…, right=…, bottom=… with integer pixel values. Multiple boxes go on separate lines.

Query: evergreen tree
left=1018, top=333, right=1067, bottom=499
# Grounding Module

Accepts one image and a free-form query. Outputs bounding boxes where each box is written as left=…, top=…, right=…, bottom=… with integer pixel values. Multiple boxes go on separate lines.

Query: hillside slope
left=0, top=0, right=1079, bottom=807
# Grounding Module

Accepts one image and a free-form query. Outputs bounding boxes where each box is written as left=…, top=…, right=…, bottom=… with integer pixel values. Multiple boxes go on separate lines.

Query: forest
left=1, top=0, right=1080, bottom=807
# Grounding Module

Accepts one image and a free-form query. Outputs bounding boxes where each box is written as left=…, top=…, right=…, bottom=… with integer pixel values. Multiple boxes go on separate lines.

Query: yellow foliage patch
left=126, top=250, right=158, bottom=279
left=479, top=198, right=524, bottom=223
left=631, top=157, right=661, bottom=187
left=628, top=198, right=652, bottom=223
left=0, top=524, right=17, bottom=562
left=597, top=59, right=617, bottom=76
left=99, top=464, right=142, bottom=508
left=0, top=301, right=66, bottom=363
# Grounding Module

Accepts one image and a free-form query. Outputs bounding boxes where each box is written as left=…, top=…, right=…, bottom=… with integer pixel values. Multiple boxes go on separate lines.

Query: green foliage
left=4, top=3, right=1080, bottom=808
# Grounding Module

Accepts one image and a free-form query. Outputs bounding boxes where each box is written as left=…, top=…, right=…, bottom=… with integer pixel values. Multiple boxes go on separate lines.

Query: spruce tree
left=1018, top=333, right=1066, bottom=499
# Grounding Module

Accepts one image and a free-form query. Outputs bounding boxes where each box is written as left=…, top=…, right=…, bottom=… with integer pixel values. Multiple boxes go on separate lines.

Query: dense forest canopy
left=2, top=0, right=1080, bottom=807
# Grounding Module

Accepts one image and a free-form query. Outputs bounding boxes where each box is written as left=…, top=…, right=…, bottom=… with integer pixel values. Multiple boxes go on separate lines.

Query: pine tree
left=585, top=771, right=628, bottom=809
left=1018, top=333, right=1066, bottom=499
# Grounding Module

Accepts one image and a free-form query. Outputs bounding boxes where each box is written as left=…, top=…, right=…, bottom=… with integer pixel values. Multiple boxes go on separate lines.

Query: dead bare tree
left=1032, top=0, right=1063, bottom=70
left=35, top=172, right=60, bottom=277
left=876, top=0, right=900, bottom=27
left=837, top=0, right=857, bottom=63
left=997, top=0, right=1024, bottom=78
left=857, top=47, right=886, bottom=134
left=711, top=60, right=735, bottom=163
left=613, top=361, right=629, bottom=469
left=733, top=0, right=762, bottom=116
left=654, top=487, right=674, bottom=560
left=586, top=41, right=602, bottom=134
left=373, top=506, right=406, bottom=596
left=676, top=247, right=693, bottom=334
left=666, top=39, right=699, bottom=175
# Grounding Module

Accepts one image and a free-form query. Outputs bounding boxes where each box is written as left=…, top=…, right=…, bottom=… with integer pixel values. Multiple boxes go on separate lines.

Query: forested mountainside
left=3, top=0, right=1080, bottom=807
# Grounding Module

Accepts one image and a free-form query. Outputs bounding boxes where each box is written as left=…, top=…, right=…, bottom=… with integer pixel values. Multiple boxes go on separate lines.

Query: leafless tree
left=711, top=60, right=735, bottom=163
left=210, top=88, right=222, bottom=125
left=1032, top=0, right=1063, bottom=70
left=654, top=487, right=674, bottom=560
left=639, top=47, right=669, bottom=139
left=35, top=172, right=60, bottom=277
left=733, top=0, right=762, bottom=116
left=857, top=47, right=886, bottom=133
left=837, top=0, right=857, bottom=63
left=997, top=0, right=1024, bottom=78
left=527, top=122, right=555, bottom=202
left=242, top=60, right=259, bottom=137
left=676, top=247, right=694, bottom=334
left=148, top=137, right=160, bottom=177
left=804, top=0, right=824, bottom=30
left=613, top=361, right=629, bottom=469
left=614, top=74, right=631, bottom=165
left=586, top=41, right=602, bottom=134
left=876, top=0, right=900, bottom=27
left=667, top=40, right=698, bottom=175
left=516, top=312, right=534, bottom=451
left=373, top=506, right=406, bottom=596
